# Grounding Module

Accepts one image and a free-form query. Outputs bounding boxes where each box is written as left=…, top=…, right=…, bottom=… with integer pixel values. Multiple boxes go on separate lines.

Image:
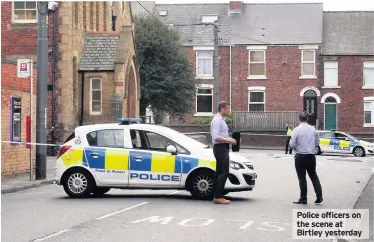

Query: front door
left=325, top=104, right=337, bottom=130
left=128, top=129, right=182, bottom=188
left=303, top=90, right=318, bottom=126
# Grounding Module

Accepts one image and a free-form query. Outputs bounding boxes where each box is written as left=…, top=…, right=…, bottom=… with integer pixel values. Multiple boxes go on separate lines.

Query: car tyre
left=63, top=169, right=94, bottom=198
left=353, top=147, right=365, bottom=157
left=93, top=187, right=111, bottom=196
left=189, top=170, right=214, bottom=200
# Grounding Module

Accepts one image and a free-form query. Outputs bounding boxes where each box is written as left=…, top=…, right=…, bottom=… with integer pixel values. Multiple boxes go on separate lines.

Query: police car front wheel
left=353, top=147, right=365, bottom=157
left=189, top=170, right=214, bottom=200
left=63, top=169, right=94, bottom=198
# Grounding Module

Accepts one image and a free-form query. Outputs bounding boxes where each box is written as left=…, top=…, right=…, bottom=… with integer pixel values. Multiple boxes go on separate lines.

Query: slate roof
left=130, top=1, right=155, bottom=17
left=153, top=3, right=323, bottom=45
left=322, top=12, right=374, bottom=55
left=79, top=33, right=120, bottom=71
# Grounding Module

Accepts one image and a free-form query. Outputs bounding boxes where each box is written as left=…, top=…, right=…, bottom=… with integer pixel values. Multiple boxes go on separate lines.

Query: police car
left=316, top=130, right=374, bottom=157
left=54, top=118, right=257, bottom=199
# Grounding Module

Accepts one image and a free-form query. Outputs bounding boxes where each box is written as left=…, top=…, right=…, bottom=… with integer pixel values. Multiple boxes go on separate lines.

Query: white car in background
left=54, top=119, right=257, bottom=199
left=317, top=130, right=374, bottom=157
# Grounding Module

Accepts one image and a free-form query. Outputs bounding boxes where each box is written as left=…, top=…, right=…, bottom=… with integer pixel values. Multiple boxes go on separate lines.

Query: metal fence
left=233, top=111, right=300, bottom=131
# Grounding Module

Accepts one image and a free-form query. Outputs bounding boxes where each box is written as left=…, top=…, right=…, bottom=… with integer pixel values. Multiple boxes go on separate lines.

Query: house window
left=324, top=61, right=338, bottom=87
left=301, top=50, right=316, bottom=77
left=248, top=90, right=265, bottom=112
left=201, top=15, right=218, bottom=23
left=364, top=99, right=374, bottom=125
left=196, top=87, right=213, bottom=114
left=196, top=50, right=213, bottom=77
left=363, top=61, right=374, bottom=87
left=12, top=1, right=37, bottom=23
left=90, top=78, right=102, bottom=115
left=248, top=50, right=266, bottom=78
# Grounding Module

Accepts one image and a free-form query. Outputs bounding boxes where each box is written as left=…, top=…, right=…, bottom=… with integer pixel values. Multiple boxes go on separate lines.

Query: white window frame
left=195, top=50, right=214, bottom=79
left=201, top=15, right=218, bottom=24
left=323, top=61, right=340, bottom=88
left=364, top=97, right=374, bottom=127
left=12, top=1, right=38, bottom=24
left=363, top=61, right=374, bottom=89
left=90, top=78, right=102, bottom=115
left=300, top=50, right=316, bottom=79
left=247, top=46, right=267, bottom=79
left=248, top=86, right=266, bottom=112
left=195, top=84, right=214, bottom=116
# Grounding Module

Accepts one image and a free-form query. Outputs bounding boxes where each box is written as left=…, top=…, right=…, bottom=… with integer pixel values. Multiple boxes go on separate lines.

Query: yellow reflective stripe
left=339, top=140, right=350, bottom=148
left=105, top=148, right=129, bottom=170
left=61, top=148, right=83, bottom=167
left=198, top=159, right=216, bottom=169
left=151, top=153, right=175, bottom=173
left=320, top=138, right=330, bottom=146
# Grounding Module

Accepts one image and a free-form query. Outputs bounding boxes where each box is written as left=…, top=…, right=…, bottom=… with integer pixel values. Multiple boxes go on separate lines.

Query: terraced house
left=1, top=1, right=140, bottom=176
left=132, top=1, right=374, bottom=138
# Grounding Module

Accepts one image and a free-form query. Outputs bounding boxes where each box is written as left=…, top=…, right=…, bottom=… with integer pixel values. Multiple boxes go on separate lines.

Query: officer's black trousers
left=213, top=143, right=229, bottom=199
left=285, top=137, right=293, bottom=154
left=295, top=154, right=323, bottom=201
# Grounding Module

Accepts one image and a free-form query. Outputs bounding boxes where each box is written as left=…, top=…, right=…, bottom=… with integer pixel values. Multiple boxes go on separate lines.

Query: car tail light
left=57, top=145, right=71, bottom=159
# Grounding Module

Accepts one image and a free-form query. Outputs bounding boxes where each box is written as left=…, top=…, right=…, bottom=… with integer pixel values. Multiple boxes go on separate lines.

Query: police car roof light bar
left=117, top=118, right=142, bottom=125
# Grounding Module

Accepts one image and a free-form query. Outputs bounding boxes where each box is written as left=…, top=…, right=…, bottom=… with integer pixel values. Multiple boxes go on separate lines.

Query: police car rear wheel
left=63, top=170, right=93, bottom=198
left=353, top=147, right=365, bottom=157
left=189, top=170, right=214, bottom=200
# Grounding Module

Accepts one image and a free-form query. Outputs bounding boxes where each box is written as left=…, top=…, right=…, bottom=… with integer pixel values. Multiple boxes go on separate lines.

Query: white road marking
left=167, top=191, right=179, bottom=195
left=96, top=202, right=149, bottom=220
left=32, top=229, right=71, bottom=242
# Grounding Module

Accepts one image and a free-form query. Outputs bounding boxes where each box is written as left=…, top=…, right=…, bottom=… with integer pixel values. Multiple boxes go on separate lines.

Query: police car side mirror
left=166, top=145, right=177, bottom=155
left=345, top=137, right=350, bottom=141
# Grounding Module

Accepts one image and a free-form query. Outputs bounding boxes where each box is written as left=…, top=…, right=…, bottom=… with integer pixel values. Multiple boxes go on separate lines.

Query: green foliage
left=189, top=117, right=212, bottom=125
left=224, top=114, right=233, bottom=125
left=135, top=15, right=196, bottom=120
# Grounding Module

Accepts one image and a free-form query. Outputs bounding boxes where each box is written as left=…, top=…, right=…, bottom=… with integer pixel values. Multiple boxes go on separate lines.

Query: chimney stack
left=229, top=1, right=242, bottom=14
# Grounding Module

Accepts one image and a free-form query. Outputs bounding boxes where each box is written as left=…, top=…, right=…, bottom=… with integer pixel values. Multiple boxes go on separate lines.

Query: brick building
left=1, top=61, right=37, bottom=176
left=1, top=1, right=139, bottom=176
left=135, top=2, right=373, bottom=136
left=1, top=1, right=139, bottom=145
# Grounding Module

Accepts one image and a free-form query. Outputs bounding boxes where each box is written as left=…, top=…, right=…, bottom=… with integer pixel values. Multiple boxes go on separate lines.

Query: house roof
left=79, top=32, right=120, bottom=71
left=152, top=3, right=323, bottom=45
left=322, top=12, right=374, bottom=55
left=130, top=1, right=155, bottom=17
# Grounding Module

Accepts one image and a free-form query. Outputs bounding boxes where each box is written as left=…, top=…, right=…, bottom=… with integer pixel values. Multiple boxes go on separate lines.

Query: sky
left=154, top=0, right=374, bottom=11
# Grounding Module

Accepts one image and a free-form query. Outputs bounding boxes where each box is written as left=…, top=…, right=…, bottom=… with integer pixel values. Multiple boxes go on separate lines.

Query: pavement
left=1, top=151, right=373, bottom=242
left=1, top=157, right=55, bottom=194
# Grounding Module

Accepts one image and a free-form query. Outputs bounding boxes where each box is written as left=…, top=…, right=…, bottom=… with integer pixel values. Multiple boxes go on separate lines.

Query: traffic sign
left=17, top=59, right=31, bottom=78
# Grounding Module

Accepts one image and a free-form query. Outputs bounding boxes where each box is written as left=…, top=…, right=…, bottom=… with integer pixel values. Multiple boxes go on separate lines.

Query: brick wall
left=1, top=63, right=37, bottom=176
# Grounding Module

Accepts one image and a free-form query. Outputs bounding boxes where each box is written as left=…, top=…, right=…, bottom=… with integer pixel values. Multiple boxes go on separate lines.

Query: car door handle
left=90, top=153, right=100, bottom=158
left=133, top=156, right=144, bottom=162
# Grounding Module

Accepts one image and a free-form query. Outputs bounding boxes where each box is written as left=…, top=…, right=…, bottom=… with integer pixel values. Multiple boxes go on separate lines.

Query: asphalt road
left=2, top=151, right=373, bottom=242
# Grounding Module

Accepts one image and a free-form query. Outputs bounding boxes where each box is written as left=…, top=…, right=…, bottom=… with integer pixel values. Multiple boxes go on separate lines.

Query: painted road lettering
left=130, top=216, right=289, bottom=231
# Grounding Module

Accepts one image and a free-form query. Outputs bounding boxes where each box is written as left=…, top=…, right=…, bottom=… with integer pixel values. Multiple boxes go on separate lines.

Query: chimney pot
left=230, top=1, right=242, bottom=13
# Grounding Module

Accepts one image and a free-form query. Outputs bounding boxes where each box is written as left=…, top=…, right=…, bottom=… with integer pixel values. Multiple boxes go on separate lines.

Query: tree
left=135, top=15, right=196, bottom=122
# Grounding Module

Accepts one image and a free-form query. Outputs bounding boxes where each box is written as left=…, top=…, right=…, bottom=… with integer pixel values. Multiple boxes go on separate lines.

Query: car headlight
left=230, top=161, right=245, bottom=170
left=244, top=162, right=254, bottom=170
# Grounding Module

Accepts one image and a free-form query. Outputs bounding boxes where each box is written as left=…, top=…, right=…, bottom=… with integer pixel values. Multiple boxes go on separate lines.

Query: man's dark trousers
left=285, top=137, right=293, bottom=154
left=213, top=143, right=230, bottom=199
left=295, top=154, right=322, bottom=201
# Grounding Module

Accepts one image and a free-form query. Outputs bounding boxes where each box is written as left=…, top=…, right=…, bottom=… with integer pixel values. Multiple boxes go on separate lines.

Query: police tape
left=1, top=140, right=61, bottom=147
left=184, top=132, right=289, bottom=137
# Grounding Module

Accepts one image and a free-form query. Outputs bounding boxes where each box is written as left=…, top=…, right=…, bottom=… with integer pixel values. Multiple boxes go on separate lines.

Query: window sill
left=247, top=76, right=266, bottom=80
left=322, top=86, right=341, bottom=89
left=363, top=124, right=374, bottom=128
left=195, top=76, right=214, bottom=80
left=362, top=86, right=374, bottom=90
left=299, top=76, right=317, bottom=80
left=90, top=112, right=102, bottom=116
left=194, top=113, right=214, bottom=117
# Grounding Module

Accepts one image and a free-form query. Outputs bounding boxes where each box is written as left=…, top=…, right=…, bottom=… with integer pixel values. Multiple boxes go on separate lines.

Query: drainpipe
left=79, top=71, right=85, bottom=126
left=229, top=45, right=232, bottom=111
left=51, top=11, right=57, bottom=153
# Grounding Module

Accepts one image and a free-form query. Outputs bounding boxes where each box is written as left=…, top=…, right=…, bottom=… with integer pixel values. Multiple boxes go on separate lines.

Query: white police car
left=317, top=130, right=374, bottom=157
left=55, top=118, right=257, bottom=199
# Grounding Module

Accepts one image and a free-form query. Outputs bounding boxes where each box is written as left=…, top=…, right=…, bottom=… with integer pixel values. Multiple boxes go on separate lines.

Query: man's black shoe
left=314, top=198, right=323, bottom=204
left=293, top=200, right=307, bottom=204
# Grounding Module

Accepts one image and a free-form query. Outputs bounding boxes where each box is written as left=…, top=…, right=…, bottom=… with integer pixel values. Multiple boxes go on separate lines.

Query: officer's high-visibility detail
left=54, top=121, right=257, bottom=199
left=316, top=130, right=374, bottom=157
